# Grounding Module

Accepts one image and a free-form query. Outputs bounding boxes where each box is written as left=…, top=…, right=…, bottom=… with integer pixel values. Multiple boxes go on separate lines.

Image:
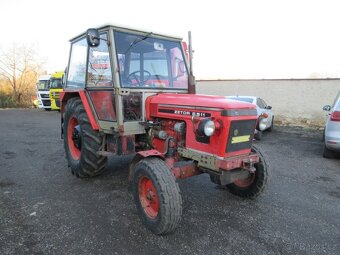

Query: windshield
left=114, top=31, right=188, bottom=89
left=228, top=97, right=254, bottom=104
left=37, top=80, right=50, bottom=90
left=50, top=78, right=63, bottom=89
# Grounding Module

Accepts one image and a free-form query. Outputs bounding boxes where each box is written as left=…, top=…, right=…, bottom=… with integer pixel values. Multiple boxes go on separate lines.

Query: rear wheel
left=227, top=145, right=270, bottom=198
left=323, top=145, right=335, bottom=158
left=63, top=97, right=107, bottom=177
left=254, top=130, right=263, bottom=140
left=132, top=158, right=182, bottom=235
left=267, top=117, right=274, bottom=132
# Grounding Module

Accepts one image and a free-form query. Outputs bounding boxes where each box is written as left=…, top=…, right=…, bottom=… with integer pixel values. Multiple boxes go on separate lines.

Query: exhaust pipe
left=188, top=31, right=196, bottom=94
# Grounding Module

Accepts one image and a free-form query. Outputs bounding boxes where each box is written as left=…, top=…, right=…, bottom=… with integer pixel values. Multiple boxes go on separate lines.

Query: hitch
left=242, top=158, right=256, bottom=173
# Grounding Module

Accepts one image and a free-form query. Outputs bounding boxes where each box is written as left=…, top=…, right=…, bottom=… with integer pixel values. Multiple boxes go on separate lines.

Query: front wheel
left=132, top=158, right=182, bottom=235
left=227, top=145, right=271, bottom=198
left=267, top=117, right=274, bottom=132
left=254, top=130, right=263, bottom=140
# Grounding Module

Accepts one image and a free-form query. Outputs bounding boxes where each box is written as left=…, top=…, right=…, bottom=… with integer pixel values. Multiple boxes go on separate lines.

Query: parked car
left=322, top=91, right=340, bottom=158
left=226, top=96, right=274, bottom=140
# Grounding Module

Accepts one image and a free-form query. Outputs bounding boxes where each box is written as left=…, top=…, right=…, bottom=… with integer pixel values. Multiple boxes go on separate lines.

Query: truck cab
left=36, top=75, right=51, bottom=110
left=49, top=71, right=64, bottom=111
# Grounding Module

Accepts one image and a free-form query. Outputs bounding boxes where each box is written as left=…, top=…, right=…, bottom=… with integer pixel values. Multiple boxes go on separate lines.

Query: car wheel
left=267, top=117, right=274, bottom=132
left=254, top=130, right=263, bottom=140
left=323, top=145, right=335, bottom=158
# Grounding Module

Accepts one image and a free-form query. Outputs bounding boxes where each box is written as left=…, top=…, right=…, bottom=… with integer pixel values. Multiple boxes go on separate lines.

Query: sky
left=1, top=0, right=340, bottom=79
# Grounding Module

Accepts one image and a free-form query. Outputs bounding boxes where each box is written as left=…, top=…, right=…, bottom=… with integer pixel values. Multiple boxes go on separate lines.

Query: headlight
left=258, top=118, right=268, bottom=131
left=198, top=119, right=216, bottom=137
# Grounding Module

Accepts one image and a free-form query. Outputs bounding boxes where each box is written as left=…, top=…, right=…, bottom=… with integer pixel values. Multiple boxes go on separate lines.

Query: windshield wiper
left=124, top=32, right=153, bottom=54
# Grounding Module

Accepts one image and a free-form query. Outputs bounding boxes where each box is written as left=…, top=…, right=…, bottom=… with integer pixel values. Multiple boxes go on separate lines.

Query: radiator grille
left=226, top=120, right=256, bottom=153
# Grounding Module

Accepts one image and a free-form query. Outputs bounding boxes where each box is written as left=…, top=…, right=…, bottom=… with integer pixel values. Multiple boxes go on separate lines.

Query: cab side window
left=67, top=38, right=87, bottom=88
left=87, top=33, right=113, bottom=87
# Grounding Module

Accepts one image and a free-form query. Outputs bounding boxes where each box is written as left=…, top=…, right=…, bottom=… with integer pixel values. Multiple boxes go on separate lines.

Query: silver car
left=322, top=91, right=340, bottom=158
left=226, top=96, right=274, bottom=140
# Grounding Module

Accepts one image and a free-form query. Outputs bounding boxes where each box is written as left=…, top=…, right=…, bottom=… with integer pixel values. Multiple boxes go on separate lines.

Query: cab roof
left=70, top=23, right=183, bottom=43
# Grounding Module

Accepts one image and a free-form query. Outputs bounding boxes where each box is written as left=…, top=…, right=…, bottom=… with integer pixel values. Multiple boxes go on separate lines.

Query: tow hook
left=242, top=158, right=256, bottom=173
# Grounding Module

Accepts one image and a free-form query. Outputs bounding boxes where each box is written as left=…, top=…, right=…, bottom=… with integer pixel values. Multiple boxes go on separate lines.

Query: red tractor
left=61, top=25, right=270, bottom=235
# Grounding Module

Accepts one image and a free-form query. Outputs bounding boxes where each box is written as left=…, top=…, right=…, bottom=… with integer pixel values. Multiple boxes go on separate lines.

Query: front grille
left=50, top=92, right=60, bottom=99
left=42, top=100, right=51, bottom=106
left=226, top=120, right=256, bottom=153
left=41, top=94, right=50, bottom=98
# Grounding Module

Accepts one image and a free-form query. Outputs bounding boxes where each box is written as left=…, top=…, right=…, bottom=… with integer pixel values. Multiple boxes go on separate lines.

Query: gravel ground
left=0, top=109, right=339, bottom=255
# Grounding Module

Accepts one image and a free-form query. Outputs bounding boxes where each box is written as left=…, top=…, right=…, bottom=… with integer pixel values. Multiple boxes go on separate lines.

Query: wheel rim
left=233, top=173, right=255, bottom=188
left=138, top=176, right=159, bottom=219
left=67, top=116, right=81, bottom=160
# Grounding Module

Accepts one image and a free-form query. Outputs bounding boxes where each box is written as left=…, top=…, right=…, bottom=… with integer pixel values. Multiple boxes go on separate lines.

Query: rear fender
left=61, top=90, right=99, bottom=139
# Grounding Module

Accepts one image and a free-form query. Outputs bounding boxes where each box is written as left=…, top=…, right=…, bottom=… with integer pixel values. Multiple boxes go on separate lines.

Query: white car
left=226, top=96, right=274, bottom=140
left=322, top=91, right=340, bottom=158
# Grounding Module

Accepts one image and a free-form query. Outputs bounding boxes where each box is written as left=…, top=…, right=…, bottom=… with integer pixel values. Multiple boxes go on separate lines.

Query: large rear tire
left=132, top=158, right=182, bottom=235
left=63, top=97, right=107, bottom=177
left=227, top=145, right=270, bottom=198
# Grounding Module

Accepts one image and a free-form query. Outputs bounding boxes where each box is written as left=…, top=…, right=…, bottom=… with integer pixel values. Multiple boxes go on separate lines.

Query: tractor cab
left=63, top=25, right=190, bottom=136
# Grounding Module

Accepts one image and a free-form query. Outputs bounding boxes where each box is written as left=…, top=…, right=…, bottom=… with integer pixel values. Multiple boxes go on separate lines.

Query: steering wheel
left=127, top=70, right=151, bottom=86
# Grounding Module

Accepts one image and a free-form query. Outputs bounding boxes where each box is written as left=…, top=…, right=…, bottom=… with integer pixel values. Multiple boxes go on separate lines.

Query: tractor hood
left=147, top=93, right=256, bottom=110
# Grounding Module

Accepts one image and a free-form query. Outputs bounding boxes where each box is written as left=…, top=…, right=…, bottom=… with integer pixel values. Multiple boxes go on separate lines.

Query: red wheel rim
left=138, top=176, right=159, bottom=219
left=233, top=173, right=255, bottom=188
left=67, top=116, right=80, bottom=160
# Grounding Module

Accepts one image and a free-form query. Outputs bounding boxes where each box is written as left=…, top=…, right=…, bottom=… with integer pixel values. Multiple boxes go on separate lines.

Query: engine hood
left=147, top=93, right=256, bottom=110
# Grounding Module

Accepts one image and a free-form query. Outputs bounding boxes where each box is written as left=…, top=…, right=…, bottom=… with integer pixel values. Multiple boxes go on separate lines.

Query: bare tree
left=0, top=44, right=43, bottom=105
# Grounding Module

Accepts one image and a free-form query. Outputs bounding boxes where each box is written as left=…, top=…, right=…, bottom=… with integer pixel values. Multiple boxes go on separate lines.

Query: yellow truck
left=49, top=71, right=64, bottom=111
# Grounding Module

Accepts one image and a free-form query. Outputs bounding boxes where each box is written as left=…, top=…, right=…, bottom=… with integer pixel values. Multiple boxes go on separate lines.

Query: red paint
left=182, top=42, right=189, bottom=61
left=146, top=93, right=257, bottom=158
left=171, top=163, right=201, bottom=179
left=78, top=91, right=100, bottom=130
left=88, top=91, right=116, bottom=121
left=137, top=150, right=164, bottom=158
left=216, top=154, right=259, bottom=171
left=233, top=174, right=255, bottom=188
left=138, top=176, right=159, bottom=219
left=61, top=90, right=100, bottom=131
left=67, top=116, right=80, bottom=160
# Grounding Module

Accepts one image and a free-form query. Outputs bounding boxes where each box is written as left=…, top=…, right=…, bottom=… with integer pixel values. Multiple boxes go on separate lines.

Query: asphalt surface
left=0, top=109, right=339, bottom=255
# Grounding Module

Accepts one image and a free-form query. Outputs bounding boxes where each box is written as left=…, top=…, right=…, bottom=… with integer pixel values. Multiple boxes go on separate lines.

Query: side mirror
left=86, top=28, right=100, bottom=47
left=323, top=105, right=331, bottom=111
left=266, top=105, right=272, bottom=110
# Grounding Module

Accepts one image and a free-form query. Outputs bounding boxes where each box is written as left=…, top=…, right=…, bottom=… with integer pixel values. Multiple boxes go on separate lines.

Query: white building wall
left=197, top=79, right=340, bottom=127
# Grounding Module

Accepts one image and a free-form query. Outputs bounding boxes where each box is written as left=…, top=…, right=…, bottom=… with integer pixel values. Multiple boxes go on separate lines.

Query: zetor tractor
left=61, top=24, right=270, bottom=235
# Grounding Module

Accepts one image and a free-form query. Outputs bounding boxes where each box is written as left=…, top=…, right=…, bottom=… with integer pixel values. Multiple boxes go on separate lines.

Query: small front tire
left=132, top=158, right=182, bottom=235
